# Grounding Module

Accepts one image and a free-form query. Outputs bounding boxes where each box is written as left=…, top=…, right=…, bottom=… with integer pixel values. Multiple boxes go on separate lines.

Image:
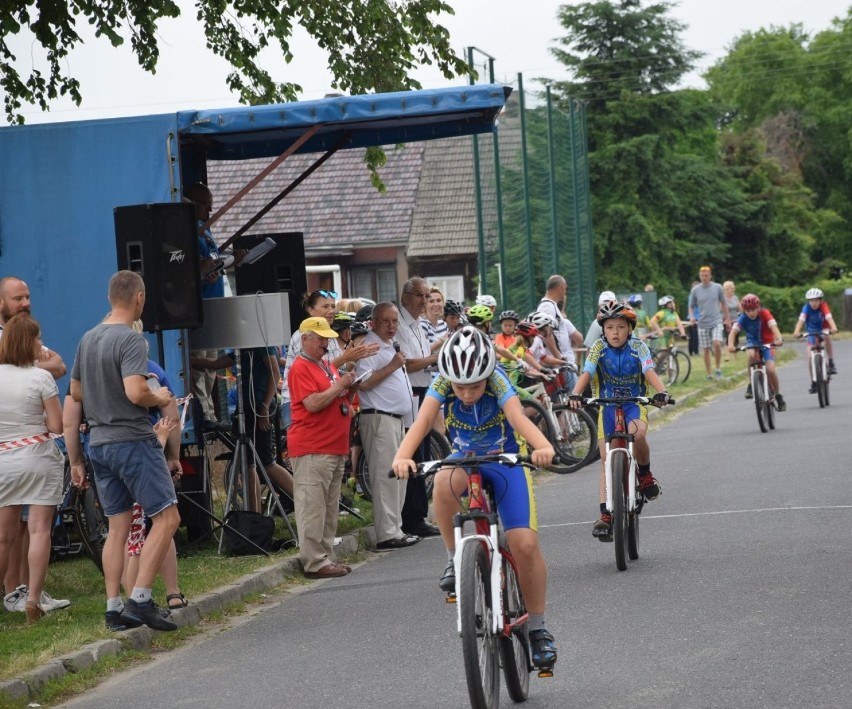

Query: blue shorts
left=448, top=454, right=538, bottom=532
left=89, top=438, right=177, bottom=517
left=597, top=402, right=648, bottom=440
left=748, top=344, right=775, bottom=362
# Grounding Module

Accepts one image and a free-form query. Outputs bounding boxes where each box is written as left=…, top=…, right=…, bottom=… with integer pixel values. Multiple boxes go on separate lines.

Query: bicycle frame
left=602, top=406, right=637, bottom=518
left=807, top=333, right=829, bottom=384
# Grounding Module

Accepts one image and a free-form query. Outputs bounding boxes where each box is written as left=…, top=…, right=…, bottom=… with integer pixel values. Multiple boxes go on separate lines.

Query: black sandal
left=166, top=593, right=188, bottom=609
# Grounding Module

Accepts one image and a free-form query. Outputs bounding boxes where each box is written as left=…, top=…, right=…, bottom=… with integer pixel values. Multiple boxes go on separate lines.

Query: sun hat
left=299, top=317, right=338, bottom=338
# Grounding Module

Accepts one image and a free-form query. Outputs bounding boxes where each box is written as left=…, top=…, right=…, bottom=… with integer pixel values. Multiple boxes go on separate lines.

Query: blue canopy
left=177, top=84, right=511, bottom=160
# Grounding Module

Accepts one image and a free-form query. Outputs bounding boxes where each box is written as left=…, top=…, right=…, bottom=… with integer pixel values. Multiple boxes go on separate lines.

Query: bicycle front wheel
left=523, top=399, right=557, bottom=469
left=75, top=484, right=107, bottom=573
left=549, top=405, right=596, bottom=474
left=627, top=475, right=640, bottom=561
left=460, top=542, right=500, bottom=709
left=753, top=370, right=767, bottom=433
left=499, top=552, right=530, bottom=702
left=815, top=354, right=826, bottom=409
left=612, top=452, right=628, bottom=572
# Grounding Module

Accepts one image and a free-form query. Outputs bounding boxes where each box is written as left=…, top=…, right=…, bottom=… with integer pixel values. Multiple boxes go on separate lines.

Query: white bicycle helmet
left=437, top=326, right=497, bottom=384
left=528, top=311, right=556, bottom=330
left=475, top=294, right=497, bottom=308
left=658, top=295, right=675, bottom=307
left=598, top=290, right=617, bottom=306
left=805, top=287, right=824, bottom=300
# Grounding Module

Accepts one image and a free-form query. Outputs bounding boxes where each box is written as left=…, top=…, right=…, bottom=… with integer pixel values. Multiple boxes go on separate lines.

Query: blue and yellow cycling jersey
left=427, top=368, right=521, bottom=454
left=583, top=336, right=654, bottom=399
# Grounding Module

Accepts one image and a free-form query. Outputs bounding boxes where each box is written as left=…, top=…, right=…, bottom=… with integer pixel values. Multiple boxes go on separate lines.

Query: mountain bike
left=396, top=454, right=551, bottom=708
left=738, top=344, right=779, bottom=432
left=799, top=332, right=831, bottom=408
left=647, top=330, right=691, bottom=386
left=576, top=395, right=674, bottom=571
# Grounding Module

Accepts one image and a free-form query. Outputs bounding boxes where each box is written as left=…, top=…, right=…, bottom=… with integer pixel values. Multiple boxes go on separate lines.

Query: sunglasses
left=312, top=289, right=338, bottom=299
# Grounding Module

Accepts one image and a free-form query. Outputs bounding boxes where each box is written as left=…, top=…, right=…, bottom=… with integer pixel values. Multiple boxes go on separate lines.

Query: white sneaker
left=3, top=584, right=27, bottom=612
left=40, top=589, right=71, bottom=612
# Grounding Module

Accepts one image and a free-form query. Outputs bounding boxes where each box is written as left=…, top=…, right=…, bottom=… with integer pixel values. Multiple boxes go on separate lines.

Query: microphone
left=393, top=342, right=401, bottom=353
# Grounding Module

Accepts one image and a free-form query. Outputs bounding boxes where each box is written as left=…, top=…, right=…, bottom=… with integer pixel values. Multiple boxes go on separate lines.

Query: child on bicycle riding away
left=391, top=326, right=558, bottom=670
left=727, top=293, right=786, bottom=410
left=568, top=302, right=671, bottom=540
left=792, top=287, right=838, bottom=386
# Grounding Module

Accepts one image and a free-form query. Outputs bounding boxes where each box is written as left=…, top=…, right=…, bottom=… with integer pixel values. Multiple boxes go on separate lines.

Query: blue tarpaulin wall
left=0, top=84, right=510, bottom=397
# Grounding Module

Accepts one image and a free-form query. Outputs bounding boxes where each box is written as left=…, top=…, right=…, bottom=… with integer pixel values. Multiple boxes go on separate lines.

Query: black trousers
left=401, top=386, right=431, bottom=533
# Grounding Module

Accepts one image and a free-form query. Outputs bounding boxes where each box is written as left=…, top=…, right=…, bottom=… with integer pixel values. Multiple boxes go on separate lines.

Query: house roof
left=208, top=145, right=426, bottom=250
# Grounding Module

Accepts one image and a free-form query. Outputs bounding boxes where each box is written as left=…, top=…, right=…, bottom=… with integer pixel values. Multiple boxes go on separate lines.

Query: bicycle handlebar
left=736, top=343, right=783, bottom=352
left=388, top=453, right=536, bottom=479
left=573, top=395, right=676, bottom=407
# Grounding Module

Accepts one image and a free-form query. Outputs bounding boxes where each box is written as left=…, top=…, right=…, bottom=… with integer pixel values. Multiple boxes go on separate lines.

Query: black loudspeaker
left=114, top=203, right=203, bottom=332
left=234, top=233, right=307, bottom=336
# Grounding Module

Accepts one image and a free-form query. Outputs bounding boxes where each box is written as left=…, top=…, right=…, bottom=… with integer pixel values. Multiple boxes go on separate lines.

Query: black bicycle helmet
left=354, top=304, right=374, bottom=323
left=444, top=299, right=464, bottom=317
left=350, top=321, right=370, bottom=337
left=596, top=301, right=637, bottom=329
left=331, top=311, right=355, bottom=332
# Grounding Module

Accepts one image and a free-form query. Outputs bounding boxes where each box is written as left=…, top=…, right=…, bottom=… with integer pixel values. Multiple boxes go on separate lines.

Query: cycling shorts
left=597, top=402, right=648, bottom=440
left=447, top=453, right=538, bottom=532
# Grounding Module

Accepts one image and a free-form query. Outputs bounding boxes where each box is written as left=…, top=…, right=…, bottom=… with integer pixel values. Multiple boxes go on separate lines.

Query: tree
left=545, top=1, right=746, bottom=293
left=0, top=0, right=469, bottom=124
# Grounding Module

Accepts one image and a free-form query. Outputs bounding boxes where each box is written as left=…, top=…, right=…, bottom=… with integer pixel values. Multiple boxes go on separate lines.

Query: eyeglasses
left=405, top=291, right=430, bottom=298
left=376, top=319, right=399, bottom=326
left=312, top=289, right=338, bottom=299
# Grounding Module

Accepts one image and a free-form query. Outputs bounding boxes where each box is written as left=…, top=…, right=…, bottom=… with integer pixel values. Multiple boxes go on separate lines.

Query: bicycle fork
left=604, top=441, right=636, bottom=514
left=452, top=516, right=502, bottom=636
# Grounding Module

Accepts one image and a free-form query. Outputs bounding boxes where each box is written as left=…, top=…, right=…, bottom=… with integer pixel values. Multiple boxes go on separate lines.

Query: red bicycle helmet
left=740, top=293, right=760, bottom=311
left=516, top=321, right=540, bottom=339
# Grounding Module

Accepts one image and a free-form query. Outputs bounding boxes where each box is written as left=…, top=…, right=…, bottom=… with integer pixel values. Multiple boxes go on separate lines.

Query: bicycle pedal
left=537, top=667, right=554, bottom=678
left=445, top=593, right=457, bottom=605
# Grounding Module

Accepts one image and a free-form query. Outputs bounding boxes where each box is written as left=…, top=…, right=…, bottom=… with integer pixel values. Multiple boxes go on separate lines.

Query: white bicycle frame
left=604, top=436, right=638, bottom=517
left=807, top=333, right=829, bottom=384
left=426, top=452, right=525, bottom=638
left=750, top=350, right=772, bottom=403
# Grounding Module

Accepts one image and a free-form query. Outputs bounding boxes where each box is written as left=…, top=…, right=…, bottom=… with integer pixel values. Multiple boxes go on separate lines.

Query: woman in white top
left=0, top=314, right=64, bottom=623
left=420, top=286, right=448, bottom=352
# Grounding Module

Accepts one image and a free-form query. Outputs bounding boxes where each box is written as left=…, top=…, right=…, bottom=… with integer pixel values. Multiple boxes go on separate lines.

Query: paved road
left=60, top=340, right=852, bottom=709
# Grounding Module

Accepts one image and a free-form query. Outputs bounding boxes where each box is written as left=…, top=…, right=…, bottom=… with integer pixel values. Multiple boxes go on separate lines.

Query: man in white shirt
left=394, top=278, right=441, bottom=538
left=537, top=275, right=583, bottom=388
left=356, top=303, right=421, bottom=549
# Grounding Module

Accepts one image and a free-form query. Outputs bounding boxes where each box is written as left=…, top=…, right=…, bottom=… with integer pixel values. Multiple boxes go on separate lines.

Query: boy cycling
left=727, top=293, right=786, bottom=410
left=792, top=287, right=838, bottom=385
left=569, top=302, right=671, bottom=540
left=392, top=326, right=558, bottom=670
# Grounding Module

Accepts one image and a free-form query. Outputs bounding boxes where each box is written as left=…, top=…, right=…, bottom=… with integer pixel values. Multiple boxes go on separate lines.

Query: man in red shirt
left=287, top=317, right=358, bottom=578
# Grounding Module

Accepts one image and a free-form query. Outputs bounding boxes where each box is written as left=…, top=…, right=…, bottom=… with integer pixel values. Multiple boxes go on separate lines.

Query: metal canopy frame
left=177, top=84, right=511, bottom=242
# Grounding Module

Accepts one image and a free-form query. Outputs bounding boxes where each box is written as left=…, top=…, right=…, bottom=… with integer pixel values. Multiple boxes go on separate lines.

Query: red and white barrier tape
left=0, top=432, right=62, bottom=452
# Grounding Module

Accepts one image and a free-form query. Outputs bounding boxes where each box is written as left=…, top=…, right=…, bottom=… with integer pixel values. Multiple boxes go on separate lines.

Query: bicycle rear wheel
left=75, top=484, right=107, bottom=572
left=627, top=470, right=640, bottom=561
left=612, top=451, right=628, bottom=571
left=524, top=400, right=557, bottom=469
left=674, top=350, right=692, bottom=384
left=654, top=350, right=678, bottom=387
left=815, top=354, right=826, bottom=408
left=460, top=542, right=500, bottom=709
left=753, top=370, right=767, bottom=433
left=550, top=405, right=596, bottom=474
left=499, top=552, right=530, bottom=702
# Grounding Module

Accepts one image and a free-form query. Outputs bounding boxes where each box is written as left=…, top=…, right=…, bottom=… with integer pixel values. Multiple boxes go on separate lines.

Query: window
left=427, top=275, right=464, bottom=303
left=350, top=266, right=398, bottom=303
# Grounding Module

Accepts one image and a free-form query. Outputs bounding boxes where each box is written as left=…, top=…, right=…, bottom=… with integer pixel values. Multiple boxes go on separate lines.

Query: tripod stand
left=218, top=348, right=297, bottom=553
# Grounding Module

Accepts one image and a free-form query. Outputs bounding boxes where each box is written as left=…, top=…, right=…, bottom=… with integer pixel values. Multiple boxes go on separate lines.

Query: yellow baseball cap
left=299, top=317, right=338, bottom=338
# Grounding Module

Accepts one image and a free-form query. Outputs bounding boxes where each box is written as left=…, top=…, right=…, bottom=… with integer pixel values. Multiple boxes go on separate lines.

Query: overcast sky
left=8, top=0, right=850, bottom=124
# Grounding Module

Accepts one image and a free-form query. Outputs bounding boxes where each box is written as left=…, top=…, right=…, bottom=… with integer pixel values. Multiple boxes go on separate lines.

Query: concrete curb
left=0, top=530, right=364, bottom=705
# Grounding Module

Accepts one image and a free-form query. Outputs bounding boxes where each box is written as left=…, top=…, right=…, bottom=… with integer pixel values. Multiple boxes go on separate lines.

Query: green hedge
left=736, top=279, right=852, bottom=333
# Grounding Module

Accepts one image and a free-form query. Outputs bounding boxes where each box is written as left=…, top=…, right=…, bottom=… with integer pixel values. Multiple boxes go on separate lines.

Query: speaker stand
left=218, top=348, right=297, bottom=554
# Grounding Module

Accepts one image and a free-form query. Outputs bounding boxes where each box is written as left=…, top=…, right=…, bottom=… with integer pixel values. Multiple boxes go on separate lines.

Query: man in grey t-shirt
left=70, top=270, right=180, bottom=632
left=688, top=266, right=730, bottom=380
